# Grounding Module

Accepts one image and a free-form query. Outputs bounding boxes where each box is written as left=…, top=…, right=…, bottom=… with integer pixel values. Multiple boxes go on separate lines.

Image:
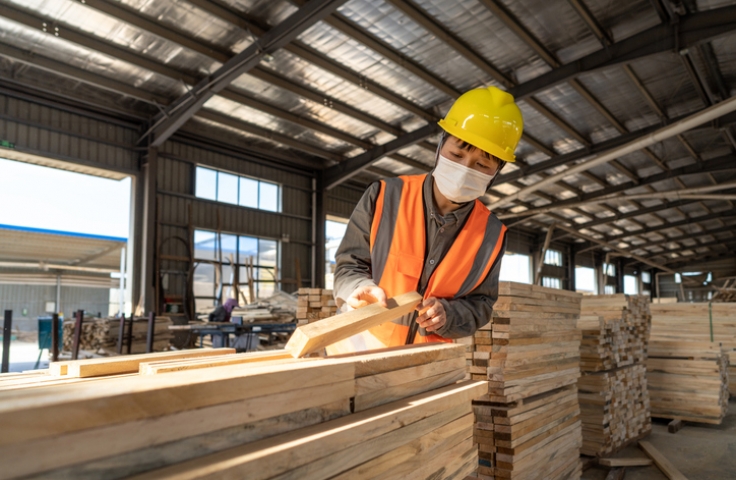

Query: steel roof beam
left=323, top=123, right=439, bottom=189
left=145, top=0, right=349, bottom=147
left=510, top=5, right=736, bottom=100
left=566, top=0, right=612, bottom=47
left=628, top=223, right=736, bottom=252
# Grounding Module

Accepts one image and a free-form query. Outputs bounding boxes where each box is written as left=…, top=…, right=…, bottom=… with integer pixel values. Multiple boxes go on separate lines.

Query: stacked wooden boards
left=577, top=295, right=652, bottom=456
left=467, top=282, right=583, bottom=480
left=647, top=341, right=729, bottom=424
left=650, top=302, right=736, bottom=349
left=63, top=315, right=173, bottom=354
left=296, top=288, right=338, bottom=325
left=0, top=343, right=484, bottom=479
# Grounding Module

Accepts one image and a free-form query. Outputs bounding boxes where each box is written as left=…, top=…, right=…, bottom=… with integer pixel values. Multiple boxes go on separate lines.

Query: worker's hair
left=442, top=134, right=498, bottom=162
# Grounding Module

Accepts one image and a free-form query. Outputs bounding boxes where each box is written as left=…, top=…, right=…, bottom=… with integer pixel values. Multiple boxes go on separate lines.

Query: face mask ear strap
left=486, top=160, right=506, bottom=190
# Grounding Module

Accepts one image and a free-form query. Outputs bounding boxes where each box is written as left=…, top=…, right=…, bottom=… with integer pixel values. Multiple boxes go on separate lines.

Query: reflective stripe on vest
left=365, top=174, right=506, bottom=348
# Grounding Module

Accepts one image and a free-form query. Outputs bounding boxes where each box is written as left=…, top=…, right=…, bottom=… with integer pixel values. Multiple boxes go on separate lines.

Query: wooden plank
left=267, top=404, right=472, bottom=480
left=0, top=360, right=354, bottom=447
left=668, top=419, right=684, bottom=434
left=0, top=380, right=356, bottom=479
left=639, top=441, right=688, bottom=480
left=328, top=414, right=473, bottom=480
left=50, top=348, right=236, bottom=378
left=126, top=380, right=487, bottom=480
left=599, top=457, right=653, bottom=467
left=139, top=351, right=297, bottom=374
left=353, top=367, right=468, bottom=412
left=328, top=343, right=466, bottom=377
left=285, top=291, right=422, bottom=357
left=32, top=400, right=351, bottom=480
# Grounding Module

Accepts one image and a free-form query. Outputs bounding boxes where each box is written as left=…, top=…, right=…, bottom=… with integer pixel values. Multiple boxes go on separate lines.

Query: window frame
left=195, top=166, right=282, bottom=213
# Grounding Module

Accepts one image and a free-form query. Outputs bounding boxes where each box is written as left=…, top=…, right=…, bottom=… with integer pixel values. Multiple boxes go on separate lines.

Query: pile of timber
left=0, top=342, right=484, bottom=479
left=62, top=316, right=173, bottom=355
left=576, top=295, right=652, bottom=457
left=579, top=295, right=651, bottom=371
left=467, top=282, right=584, bottom=480
left=577, top=365, right=650, bottom=456
left=647, top=341, right=729, bottom=424
left=296, top=288, right=337, bottom=325
left=650, top=302, right=736, bottom=349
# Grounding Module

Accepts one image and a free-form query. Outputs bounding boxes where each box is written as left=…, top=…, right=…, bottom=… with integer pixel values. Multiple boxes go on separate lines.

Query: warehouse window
left=542, top=277, right=562, bottom=289
left=544, top=249, right=562, bottom=267
left=604, top=285, right=616, bottom=294
left=624, top=275, right=638, bottom=294
left=325, top=217, right=349, bottom=289
left=575, top=266, right=597, bottom=293
left=603, top=263, right=616, bottom=277
left=500, top=252, right=532, bottom=284
left=195, top=166, right=280, bottom=212
left=193, top=229, right=279, bottom=312
left=641, top=271, right=651, bottom=284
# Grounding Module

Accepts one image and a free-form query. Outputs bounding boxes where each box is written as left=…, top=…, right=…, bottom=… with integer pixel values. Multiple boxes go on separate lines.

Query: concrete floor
left=583, top=399, right=736, bottom=480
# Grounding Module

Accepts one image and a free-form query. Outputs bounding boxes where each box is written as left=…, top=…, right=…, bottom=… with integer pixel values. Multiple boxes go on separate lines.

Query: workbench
left=168, top=322, right=296, bottom=352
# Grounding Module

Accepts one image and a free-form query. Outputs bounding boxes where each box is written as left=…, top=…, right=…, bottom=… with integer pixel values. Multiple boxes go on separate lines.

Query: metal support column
left=146, top=311, right=155, bottom=353
left=616, top=258, right=625, bottom=294
left=314, top=173, right=327, bottom=288
left=1, top=310, right=11, bottom=373
left=140, top=147, right=158, bottom=314
left=567, top=244, right=577, bottom=292
left=51, top=313, right=59, bottom=362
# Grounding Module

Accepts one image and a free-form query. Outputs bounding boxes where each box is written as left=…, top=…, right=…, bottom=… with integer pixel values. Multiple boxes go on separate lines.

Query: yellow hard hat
left=438, top=86, right=523, bottom=163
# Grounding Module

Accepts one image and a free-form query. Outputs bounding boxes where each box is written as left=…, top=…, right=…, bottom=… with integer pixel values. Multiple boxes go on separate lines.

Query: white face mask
left=432, top=154, right=496, bottom=203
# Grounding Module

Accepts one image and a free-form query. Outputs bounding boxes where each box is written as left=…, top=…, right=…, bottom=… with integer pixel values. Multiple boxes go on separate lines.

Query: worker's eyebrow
left=456, top=140, right=492, bottom=160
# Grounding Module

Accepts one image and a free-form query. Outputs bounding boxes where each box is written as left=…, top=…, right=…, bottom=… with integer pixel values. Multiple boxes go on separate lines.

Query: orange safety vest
left=327, top=174, right=506, bottom=354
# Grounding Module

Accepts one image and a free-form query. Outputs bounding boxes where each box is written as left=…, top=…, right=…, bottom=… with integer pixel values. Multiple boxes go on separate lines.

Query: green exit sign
left=0, top=140, right=14, bottom=148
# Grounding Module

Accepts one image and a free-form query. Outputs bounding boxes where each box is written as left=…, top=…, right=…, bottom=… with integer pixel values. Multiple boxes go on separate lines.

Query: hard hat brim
left=438, top=120, right=517, bottom=163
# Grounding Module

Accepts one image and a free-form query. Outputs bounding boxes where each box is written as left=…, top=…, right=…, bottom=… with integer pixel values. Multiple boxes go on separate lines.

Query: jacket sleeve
left=433, top=231, right=507, bottom=339
left=333, top=182, right=382, bottom=310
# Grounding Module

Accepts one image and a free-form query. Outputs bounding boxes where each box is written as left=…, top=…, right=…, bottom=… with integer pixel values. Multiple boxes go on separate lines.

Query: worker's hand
left=416, top=297, right=446, bottom=333
left=346, top=285, right=388, bottom=311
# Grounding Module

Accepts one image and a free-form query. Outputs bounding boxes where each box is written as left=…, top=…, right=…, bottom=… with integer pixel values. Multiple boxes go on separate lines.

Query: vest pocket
left=392, top=252, right=424, bottom=281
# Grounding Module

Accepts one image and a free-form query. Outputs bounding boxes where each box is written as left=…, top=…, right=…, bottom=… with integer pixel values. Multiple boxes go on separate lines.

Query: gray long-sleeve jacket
left=333, top=174, right=506, bottom=339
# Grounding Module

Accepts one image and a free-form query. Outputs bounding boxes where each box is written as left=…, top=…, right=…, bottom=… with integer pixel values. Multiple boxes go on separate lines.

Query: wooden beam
left=285, top=291, right=423, bottom=357
left=125, top=380, right=486, bottom=480
left=50, top=348, right=236, bottom=378
left=599, top=458, right=653, bottom=467
left=534, top=225, right=556, bottom=285
left=139, top=351, right=303, bottom=374
left=639, top=441, right=689, bottom=480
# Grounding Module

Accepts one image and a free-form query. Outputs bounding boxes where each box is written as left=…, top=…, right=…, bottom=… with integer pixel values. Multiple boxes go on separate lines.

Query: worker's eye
left=476, top=162, right=490, bottom=169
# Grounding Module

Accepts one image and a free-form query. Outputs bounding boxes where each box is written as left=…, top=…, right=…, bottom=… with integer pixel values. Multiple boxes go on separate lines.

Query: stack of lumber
left=467, top=282, right=584, bottom=480
left=296, top=288, right=337, bottom=325
left=576, top=295, right=652, bottom=456
left=577, top=365, right=650, bottom=456
left=62, top=316, right=173, bottom=354
left=0, top=343, right=484, bottom=479
left=650, top=302, right=736, bottom=349
left=647, top=341, right=729, bottom=424
left=579, top=295, right=651, bottom=371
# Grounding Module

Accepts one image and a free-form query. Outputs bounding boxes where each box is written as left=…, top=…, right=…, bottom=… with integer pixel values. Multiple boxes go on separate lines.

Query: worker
left=208, top=298, right=239, bottom=323
left=330, top=86, right=523, bottom=353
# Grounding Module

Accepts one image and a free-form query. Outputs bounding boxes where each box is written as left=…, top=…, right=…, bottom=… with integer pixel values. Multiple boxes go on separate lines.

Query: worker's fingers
left=347, top=286, right=388, bottom=309
left=416, top=298, right=446, bottom=332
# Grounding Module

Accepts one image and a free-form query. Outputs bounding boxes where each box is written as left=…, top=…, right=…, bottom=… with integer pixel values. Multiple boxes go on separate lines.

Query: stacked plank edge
left=647, top=341, right=729, bottom=424
left=649, top=302, right=733, bottom=420
left=0, top=343, right=483, bottom=479
left=296, top=288, right=338, bottom=325
left=577, top=294, right=652, bottom=457
left=466, top=282, right=583, bottom=480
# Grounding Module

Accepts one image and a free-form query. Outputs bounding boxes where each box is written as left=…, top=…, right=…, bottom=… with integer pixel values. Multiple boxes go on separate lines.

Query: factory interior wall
left=0, top=284, right=111, bottom=332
